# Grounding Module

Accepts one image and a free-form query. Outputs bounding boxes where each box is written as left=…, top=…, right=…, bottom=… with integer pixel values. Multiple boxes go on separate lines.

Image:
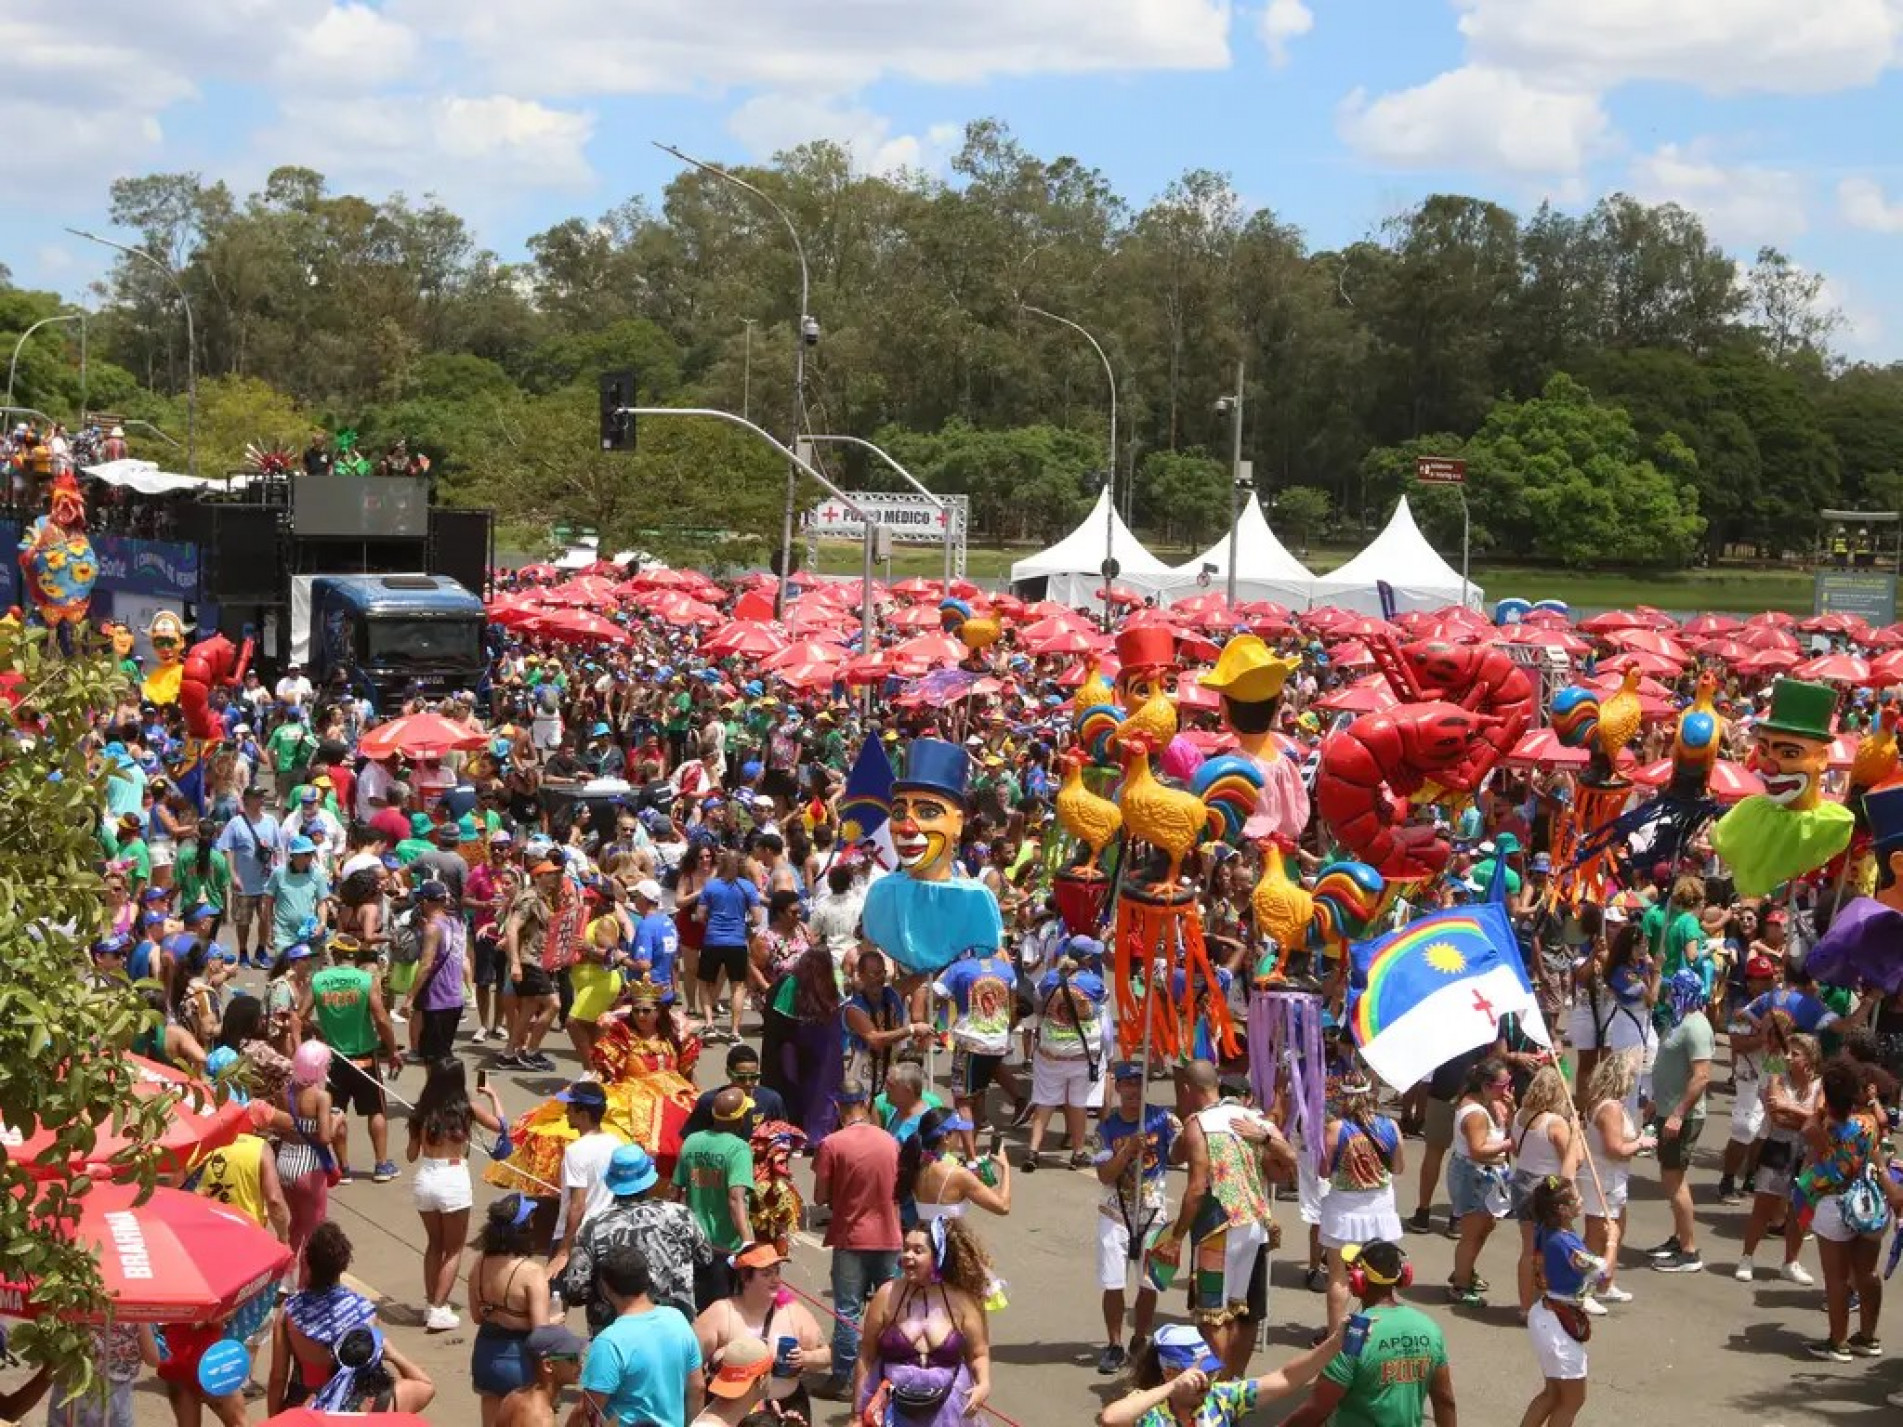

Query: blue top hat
left=1865, top=782, right=1903, bottom=851
left=895, top=737, right=971, bottom=804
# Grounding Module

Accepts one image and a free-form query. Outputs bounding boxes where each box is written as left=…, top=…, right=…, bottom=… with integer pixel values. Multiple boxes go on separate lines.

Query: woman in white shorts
left=1736, top=1032, right=1819, bottom=1284
left=1315, top=1074, right=1404, bottom=1335
left=1564, top=903, right=1611, bottom=1102
left=407, top=1056, right=506, bottom=1332
left=1803, top=1058, right=1891, bottom=1360
left=1581, top=1052, right=1652, bottom=1305
left=1521, top=1177, right=1605, bottom=1426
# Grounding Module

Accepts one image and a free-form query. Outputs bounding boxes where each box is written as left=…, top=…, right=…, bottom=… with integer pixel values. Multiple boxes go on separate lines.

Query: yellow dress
left=483, top=1015, right=701, bottom=1195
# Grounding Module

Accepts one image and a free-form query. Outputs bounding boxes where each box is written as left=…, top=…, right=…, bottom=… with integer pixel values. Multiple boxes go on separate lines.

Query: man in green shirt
left=266, top=708, right=317, bottom=803
left=1659, top=876, right=1708, bottom=978
left=1285, top=1241, right=1455, bottom=1427
left=105, top=813, right=153, bottom=899
left=311, top=937, right=403, bottom=1182
left=672, top=1087, right=756, bottom=1287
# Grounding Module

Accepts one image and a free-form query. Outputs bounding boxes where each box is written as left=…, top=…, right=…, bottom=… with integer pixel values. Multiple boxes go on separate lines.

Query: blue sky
left=13, top=0, right=1903, bottom=358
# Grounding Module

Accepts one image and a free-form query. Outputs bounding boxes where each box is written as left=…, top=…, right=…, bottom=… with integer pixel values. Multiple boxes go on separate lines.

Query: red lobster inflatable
left=1316, top=701, right=1499, bottom=879
left=179, top=630, right=254, bottom=743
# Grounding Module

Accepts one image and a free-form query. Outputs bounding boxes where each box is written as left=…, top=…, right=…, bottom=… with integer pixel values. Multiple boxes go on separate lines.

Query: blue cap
left=1064, top=935, right=1106, bottom=960
left=1111, top=1060, right=1144, bottom=1082
left=140, top=887, right=170, bottom=903
left=557, top=1081, right=609, bottom=1110
left=416, top=879, right=451, bottom=902
left=1154, top=1325, right=1221, bottom=1376
left=284, top=942, right=316, bottom=962
left=741, top=760, right=763, bottom=782
left=91, top=933, right=132, bottom=957
left=287, top=834, right=317, bottom=855
left=894, top=737, right=970, bottom=804
left=380, top=853, right=403, bottom=870
left=299, top=786, right=319, bottom=803
left=743, top=681, right=764, bottom=697
left=590, top=722, right=611, bottom=737
left=141, top=911, right=167, bottom=928
left=183, top=902, right=215, bottom=922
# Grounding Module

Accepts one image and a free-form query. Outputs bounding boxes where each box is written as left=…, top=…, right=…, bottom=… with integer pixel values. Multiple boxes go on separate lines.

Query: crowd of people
left=18, top=562, right=1903, bottom=1427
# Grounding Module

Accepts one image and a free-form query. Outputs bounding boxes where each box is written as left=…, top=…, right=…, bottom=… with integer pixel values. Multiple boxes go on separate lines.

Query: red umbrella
left=1608, top=628, right=1692, bottom=662
left=1096, top=584, right=1145, bottom=608
left=887, top=604, right=943, bottom=631
left=732, top=588, right=775, bottom=622
left=1520, top=608, right=1572, bottom=628
left=1024, top=626, right=1098, bottom=656
left=1327, top=641, right=1375, bottom=670
left=1334, top=616, right=1398, bottom=640
left=1867, top=622, right=1903, bottom=649
left=1304, top=606, right=1352, bottom=630
left=538, top=577, right=617, bottom=607
left=1869, top=650, right=1903, bottom=686
left=1504, top=729, right=1590, bottom=769
left=1314, top=676, right=1399, bottom=715
left=1121, top=606, right=1179, bottom=630
left=1737, top=648, right=1801, bottom=677
left=1249, top=615, right=1299, bottom=637
left=762, top=638, right=850, bottom=671
left=888, top=577, right=940, bottom=600
left=1176, top=670, right=1221, bottom=713
left=1578, top=610, right=1648, bottom=634
left=3, top=1055, right=250, bottom=1181
left=1736, top=624, right=1801, bottom=652
left=358, top=711, right=490, bottom=762
left=1794, top=652, right=1873, bottom=684
left=1746, top=610, right=1798, bottom=628
left=1495, top=625, right=1592, bottom=656
left=1058, top=656, right=1120, bottom=688
left=1235, top=600, right=1293, bottom=620
left=891, top=633, right=964, bottom=668
left=703, top=621, right=787, bottom=658
left=1177, top=631, right=1222, bottom=662
left=528, top=610, right=633, bottom=647
left=788, top=571, right=825, bottom=588
left=1634, top=605, right=1678, bottom=630
left=652, top=595, right=723, bottom=627
left=1800, top=612, right=1860, bottom=635
left=631, top=567, right=694, bottom=588
left=1599, top=650, right=1684, bottom=678
left=1587, top=671, right=1675, bottom=700
left=1829, top=732, right=1863, bottom=769
left=1697, top=638, right=1755, bottom=664
left=842, top=654, right=895, bottom=687
left=0, top=1181, right=292, bottom=1323
left=1682, top=613, right=1742, bottom=637
left=1179, top=729, right=1240, bottom=754
left=775, top=660, right=841, bottom=691
left=1021, top=614, right=1093, bottom=642
left=1630, top=758, right=1765, bottom=803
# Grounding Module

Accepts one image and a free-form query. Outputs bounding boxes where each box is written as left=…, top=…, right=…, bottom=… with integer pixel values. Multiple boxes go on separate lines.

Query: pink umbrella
left=1503, top=729, right=1590, bottom=770
left=1578, top=610, right=1649, bottom=634
left=1737, top=648, right=1801, bottom=677
left=1794, top=652, right=1873, bottom=684
left=1609, top=628, right=1692, bottom=662
left=1736, top=624, right=1801, bottom=653
left=762, top=638, right=849, bottom=671
left=1314, top=676, right=1399, bottom=715
left=1682, top=613, right=1742, bottom=637
left=1630, top=758, right=1765, bottom=803
left=1600, top=649, right=1685, bottom=678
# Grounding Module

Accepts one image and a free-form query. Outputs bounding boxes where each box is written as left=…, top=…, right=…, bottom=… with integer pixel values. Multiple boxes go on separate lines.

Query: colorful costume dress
left=483, top=1013, right=700, bottom=1196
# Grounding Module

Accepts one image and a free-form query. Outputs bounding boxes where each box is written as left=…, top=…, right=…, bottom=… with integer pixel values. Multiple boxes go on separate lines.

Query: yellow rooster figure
left=1851, top=705, right=1900, bottom=796
left=1055, top=746, right=1122, bottom=874
left=1115, top=732, right=1261, bottom=893
left=1251, top=840, right=1314, bottom=959
left=1251, top=843, right=1389, bottom=986
left=1667, top=670, right=1725, bottom=799
left=1117, top=687, right=1179, bottom=751
left=1072, top=655, right=1116, bottom=713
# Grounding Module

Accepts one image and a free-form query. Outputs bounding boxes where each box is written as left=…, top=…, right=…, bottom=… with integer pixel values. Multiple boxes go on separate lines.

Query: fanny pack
left=888, top=1380, right=956, bottom=1422
left=1546, top=1297, right=1592, bottom=1343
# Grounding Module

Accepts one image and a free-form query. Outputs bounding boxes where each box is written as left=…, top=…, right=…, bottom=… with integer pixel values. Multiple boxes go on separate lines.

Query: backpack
left=387, top=906, right=423, bottom=966
left=1841, top=1167, right=1891, bottom=1237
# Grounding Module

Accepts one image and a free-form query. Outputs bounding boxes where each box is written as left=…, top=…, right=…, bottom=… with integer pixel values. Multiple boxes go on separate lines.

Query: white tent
left=1308, top=495, right=1482, bottom=615
left=81, top=458, right=211, bottom=495
left=1010, top=488, right=1172, bottom=610
left=1154, top=496, right=1314, bottom=608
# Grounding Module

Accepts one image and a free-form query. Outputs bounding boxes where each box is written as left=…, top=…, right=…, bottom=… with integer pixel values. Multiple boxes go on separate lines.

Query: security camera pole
left=1217, top=359, right=1246, bottom=606
left=656, top=143, right=813, bottom=619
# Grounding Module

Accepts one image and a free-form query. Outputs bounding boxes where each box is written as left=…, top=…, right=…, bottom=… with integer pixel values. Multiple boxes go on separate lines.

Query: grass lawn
left=811, top=539, right=1821, bottom=615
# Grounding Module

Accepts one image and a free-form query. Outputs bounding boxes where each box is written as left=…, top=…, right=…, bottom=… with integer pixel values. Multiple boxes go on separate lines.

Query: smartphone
left=988, top=1128, right=1004, bottom=1157
left=1343, top=1313, right=1372, bottom=1359
left=476, top=1069, right=489, bottom=1093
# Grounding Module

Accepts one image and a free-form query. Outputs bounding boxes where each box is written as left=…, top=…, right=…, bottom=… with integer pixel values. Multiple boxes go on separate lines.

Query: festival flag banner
left=1347, top=895, right=1549, bottom=1088
left=837, top=736, right=898, bottom=869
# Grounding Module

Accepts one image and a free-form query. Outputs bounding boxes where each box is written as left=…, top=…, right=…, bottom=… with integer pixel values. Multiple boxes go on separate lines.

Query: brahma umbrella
left=1793, top=652, right=1873, bottom=684
left=1682, top=613, right=1742, bottom=637
left=3, top=1055, right=250, bottom=1181
left=525, top=610, right=633, bottom=647
left=1578, top=610, right=1648, bottom=635
left=1314, top=676, right=1399, bottom=716
left=357, top=711, right=489, bottom=762
left=1630, top=758, right=1764, bottom=803
left=0, top=1182, right=291, bottom=1323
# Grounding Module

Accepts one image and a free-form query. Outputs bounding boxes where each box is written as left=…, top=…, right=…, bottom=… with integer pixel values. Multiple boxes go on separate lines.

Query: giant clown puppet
left=1709, top=679, right=1854, bottom=897
left=860, top=737, right=1004, bottom=978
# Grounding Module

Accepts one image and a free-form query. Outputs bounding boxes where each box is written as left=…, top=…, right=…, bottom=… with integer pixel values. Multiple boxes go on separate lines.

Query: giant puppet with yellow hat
left=1709, top=679, right=1855, bottom=896
left=1199, top=634, right=1308, bottom=843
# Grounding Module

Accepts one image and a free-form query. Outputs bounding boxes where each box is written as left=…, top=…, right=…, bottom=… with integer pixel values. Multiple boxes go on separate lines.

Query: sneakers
left=519, top=1052, right=556, bottom=1072
left=1847, top=1334, right=1883, bottom=1358
left=1599, top=1285, right=1633, bottom=1304
left=1643, top=1236, right=1682, bottom=1260
left=494, top=1050, right=524, bottom=1068
left=1808, top=1339, right=1853, bottom=1363
left=1580, top=1297, right=1607, bottom=1317
left=1305, top=1266, right=1329, bottom=1293
left=1717, top=1178, right=1744, bottom=1206
left=1019, top=1153, right=1039, bottom=1173
left=1095, top=1344, right=1127, bottom=1375
left=389, top=1009, right=407, bottom=1026
left=1734, top=1259, right=1755, bottom=1283
left=372, top=1160, right=399, bottom=1183
left=470, top=1027, right=490, bottom=1044
left=1068, top=1150, right=1094, bottom=1171
left=1652, top=1248, right=1703, bottom=1274
left=1448, top=1284, right=1486, bottom=1307
left=1405, top=1208, right=1433, bottom=1235
left=1779, top=1260, right=1815, bottom=1286
left=425, top=1304, right=460, bottom=1333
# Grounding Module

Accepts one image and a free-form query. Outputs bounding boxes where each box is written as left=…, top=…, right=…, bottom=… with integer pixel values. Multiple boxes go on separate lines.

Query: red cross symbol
left=934, top=510, right=948, bottom=528
left=821, top=505, right=840, bottom=523
left=1470, top=987, right=1496, bottom=1024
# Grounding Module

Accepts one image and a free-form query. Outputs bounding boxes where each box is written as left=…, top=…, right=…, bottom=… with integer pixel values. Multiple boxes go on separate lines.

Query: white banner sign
left=805, top=492, right=969, bottom=545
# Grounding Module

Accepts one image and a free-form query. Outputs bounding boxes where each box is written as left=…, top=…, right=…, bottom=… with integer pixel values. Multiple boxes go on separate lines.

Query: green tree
left=1271, top=484, right=1331, bottom=548
left=0, top=631, right=170, bottom=1385
left=1135, top=450, right=1228, bottom=546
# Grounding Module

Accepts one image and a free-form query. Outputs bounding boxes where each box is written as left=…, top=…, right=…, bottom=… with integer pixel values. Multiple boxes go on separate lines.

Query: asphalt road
left=64, top=963, right=1903, bottom=1426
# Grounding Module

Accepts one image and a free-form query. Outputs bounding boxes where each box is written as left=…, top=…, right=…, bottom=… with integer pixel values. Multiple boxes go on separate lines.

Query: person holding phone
left=1097, top=1322, right=1343, bottom=1427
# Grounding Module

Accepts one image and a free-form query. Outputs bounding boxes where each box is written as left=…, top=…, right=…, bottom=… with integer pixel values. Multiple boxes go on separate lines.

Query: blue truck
left=291, top=573, right=486, bottom=708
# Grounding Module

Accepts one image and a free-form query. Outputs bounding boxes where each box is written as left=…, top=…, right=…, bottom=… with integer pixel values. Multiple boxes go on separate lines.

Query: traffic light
left=598, top=370, right=636, bottom=452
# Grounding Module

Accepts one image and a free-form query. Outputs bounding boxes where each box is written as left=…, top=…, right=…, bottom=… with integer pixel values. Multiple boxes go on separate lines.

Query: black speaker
left=201, top=505, right=283, bottom=603
left=429, top=508, right=492, bottom=595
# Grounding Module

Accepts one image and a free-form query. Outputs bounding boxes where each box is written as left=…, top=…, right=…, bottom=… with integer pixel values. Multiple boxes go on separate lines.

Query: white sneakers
left=1599, top=1285, right=1633, bottom=1304
left=425, top=1304, right=460, bottom=1332
left=1780, top=1260, right=1816, bottom=1286
left=1581, top=1298, right=1608, bottom=1317
left=1734, top=1259, right=1755, bottom=1282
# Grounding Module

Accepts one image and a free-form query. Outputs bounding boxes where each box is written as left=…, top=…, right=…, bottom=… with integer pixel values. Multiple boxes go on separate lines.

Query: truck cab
left=294, top=573, right=486, bottom=708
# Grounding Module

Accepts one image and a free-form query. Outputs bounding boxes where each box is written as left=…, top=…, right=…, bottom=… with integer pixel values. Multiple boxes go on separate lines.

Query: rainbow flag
left=1347, top=901, right=1549, bottom=1088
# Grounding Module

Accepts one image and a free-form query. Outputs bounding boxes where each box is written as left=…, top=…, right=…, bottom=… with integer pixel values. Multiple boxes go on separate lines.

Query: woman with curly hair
left=761, top=941, right=845, bottom=1144
left=1579, top=1051, right=1653, bottom=1307
left=1508, top=1064, right=1581, bottom=1319
left=855, top=1219, right=993, bottom=1427
left=1735, top=1028, right=1818, bottom=1285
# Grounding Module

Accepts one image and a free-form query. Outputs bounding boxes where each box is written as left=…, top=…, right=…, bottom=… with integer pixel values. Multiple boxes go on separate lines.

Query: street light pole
left=65, top=228, right=195, bottom=474
left=1217, top=358, right=1246, bottom=606
left=802, top=433, right=954, bottom=596
left=741, top=318, right=757, bottom=422
left=1022, top=305, right=1118, bottom=626
left=621, top=406, right=879, bottom=663
left=655, top=144, right=812, bottom=618
left=6, top=312, right=86, bottom=417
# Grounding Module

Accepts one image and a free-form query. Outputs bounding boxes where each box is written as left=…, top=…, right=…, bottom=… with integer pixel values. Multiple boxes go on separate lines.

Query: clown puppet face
left=1751, top=730, right=1830, bottom=811
left=889, top=789, right=963, bottom=881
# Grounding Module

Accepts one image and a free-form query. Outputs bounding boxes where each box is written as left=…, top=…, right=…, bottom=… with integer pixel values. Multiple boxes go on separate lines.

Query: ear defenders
left=1345, top=1246, right=1413, bottom=1299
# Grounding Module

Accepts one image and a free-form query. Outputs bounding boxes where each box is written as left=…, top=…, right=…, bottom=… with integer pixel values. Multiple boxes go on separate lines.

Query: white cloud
left=386, top=0, right=1232, bottom=96
left=276, top=3, right=421, bottom=90
left=257, top=94, right=596, bottom=197
left=726, top=95, right=960, bottom=176
left=1816, top=275, right=1885, bottom=357
left=1260, top=0, right=1314, bottom=66
left=1457, top=0, right=1903, bottom=96
left=1628, top=142, right=1808, bottom=245
left=1839, top=176, right=1903, bottom=233
left=1338, top=66, right=1610, bottom=176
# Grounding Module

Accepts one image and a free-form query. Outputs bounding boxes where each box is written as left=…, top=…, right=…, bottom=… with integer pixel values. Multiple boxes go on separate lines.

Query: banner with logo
left=0, top=523, right=200, bottom=607
left=805, top=492, right=969, bottom=546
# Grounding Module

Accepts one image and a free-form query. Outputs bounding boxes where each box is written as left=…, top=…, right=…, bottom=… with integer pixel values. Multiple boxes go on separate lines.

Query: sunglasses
left=731, top=1071, right=761, bottom=1083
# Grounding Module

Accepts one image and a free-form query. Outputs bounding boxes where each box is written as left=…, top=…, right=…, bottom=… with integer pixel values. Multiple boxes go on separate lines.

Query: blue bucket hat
left=287, top=835, right=317, bottom=856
